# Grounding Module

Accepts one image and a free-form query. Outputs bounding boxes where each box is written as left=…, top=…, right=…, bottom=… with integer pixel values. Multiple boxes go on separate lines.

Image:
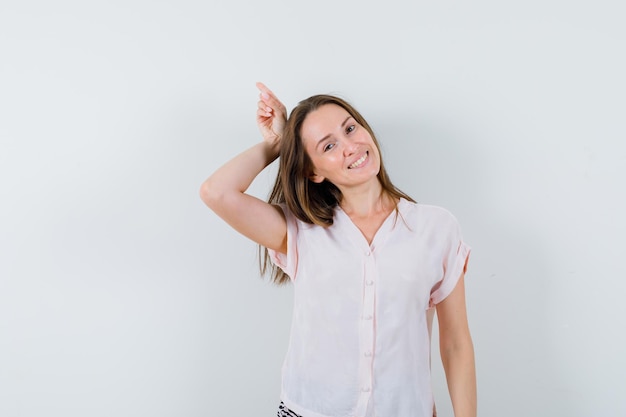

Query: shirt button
left=365, top=351, right=372, bottom=357
left=366, top=280, right=374, bottom=286
left=364, top=314, right=372, bottom=320
left=362, top=386, right=371, bottom=392
left=365, top=250, right=371, bottom=256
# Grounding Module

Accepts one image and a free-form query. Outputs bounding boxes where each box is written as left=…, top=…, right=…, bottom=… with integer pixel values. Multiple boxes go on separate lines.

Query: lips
left=348, top=151, right=369, bottom=169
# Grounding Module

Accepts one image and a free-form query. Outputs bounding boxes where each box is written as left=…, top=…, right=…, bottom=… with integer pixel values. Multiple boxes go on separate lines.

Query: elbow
left=199, top=177, right=224, bottom=210
left=440, top=333, right=474, bottom=365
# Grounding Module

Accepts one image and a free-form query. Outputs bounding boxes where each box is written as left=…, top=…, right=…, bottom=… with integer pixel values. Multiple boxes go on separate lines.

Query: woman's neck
left=339, top=182, right=395, bottom=218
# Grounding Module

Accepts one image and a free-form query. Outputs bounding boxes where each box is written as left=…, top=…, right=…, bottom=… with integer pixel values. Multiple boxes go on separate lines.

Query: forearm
left=441, top=338, right=477, bottom=417
left=200, top=141, right=279, bottom=204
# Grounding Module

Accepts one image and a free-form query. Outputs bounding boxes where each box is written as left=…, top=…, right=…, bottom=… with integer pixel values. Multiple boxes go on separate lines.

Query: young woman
left=200, top=83, right=476, bottom=417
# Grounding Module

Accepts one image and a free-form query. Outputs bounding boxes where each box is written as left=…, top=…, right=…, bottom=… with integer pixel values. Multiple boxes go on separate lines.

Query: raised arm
left=199, top=82, right=288, bottom=253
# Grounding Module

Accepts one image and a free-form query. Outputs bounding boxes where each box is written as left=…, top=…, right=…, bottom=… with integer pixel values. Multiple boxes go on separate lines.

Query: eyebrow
left=316, top=116, right=353, bottom=148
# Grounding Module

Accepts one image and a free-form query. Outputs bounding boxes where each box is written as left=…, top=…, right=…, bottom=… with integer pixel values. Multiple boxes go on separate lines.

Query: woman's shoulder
left=399, top=198, right=460, bottom=226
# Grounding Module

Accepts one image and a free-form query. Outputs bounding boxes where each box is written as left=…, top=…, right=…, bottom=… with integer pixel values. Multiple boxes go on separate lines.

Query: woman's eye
left=346, top=125, right=356, bottom=133
left=323, top=143, right=335, bottom=152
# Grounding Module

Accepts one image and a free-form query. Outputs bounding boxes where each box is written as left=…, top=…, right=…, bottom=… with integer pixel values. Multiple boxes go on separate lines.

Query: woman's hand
left=256, top=82, right=287, bottom=146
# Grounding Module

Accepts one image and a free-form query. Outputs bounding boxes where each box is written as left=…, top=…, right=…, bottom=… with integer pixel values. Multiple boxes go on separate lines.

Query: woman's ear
left=308, top=172, right=325, bottom=183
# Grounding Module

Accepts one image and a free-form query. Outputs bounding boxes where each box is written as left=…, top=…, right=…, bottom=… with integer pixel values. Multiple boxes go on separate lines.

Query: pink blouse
left=269, top=198, right=470, bottom=417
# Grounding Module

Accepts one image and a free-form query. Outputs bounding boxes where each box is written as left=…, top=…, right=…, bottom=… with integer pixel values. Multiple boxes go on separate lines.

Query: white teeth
left=349, top=153, right=368, bottom=169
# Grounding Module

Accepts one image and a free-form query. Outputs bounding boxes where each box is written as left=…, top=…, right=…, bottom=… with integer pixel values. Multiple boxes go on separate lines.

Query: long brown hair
left=261, top=94, right=415, bottom=284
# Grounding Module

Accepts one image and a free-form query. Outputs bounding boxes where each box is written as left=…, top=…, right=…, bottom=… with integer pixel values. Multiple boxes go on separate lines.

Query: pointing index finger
left=256, top=81, right=272, bottom=96
left=256, top=81, right=285, bottom=113
left=257, top=81, right=282, bottom=102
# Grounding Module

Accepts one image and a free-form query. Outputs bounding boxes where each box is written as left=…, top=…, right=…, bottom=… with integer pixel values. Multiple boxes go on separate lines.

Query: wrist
left=260, top=140, right=280, bottom=162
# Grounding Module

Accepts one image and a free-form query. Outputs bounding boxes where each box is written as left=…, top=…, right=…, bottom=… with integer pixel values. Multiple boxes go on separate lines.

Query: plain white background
left=1, top=1, right=625, bottom=416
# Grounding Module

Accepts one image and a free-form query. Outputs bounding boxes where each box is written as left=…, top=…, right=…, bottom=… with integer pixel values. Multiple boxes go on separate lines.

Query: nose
left=342, top=137, right=358, bottom=157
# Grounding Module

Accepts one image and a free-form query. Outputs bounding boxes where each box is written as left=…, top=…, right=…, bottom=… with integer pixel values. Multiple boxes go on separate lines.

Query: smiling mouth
left=348, top=152, right=368, bottom=169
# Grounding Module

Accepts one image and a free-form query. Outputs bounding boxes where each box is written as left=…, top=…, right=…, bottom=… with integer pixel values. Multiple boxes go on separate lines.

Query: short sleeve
left=429, top=212, right=471, bottom=306
left=267, top=204, right=299, bottom=280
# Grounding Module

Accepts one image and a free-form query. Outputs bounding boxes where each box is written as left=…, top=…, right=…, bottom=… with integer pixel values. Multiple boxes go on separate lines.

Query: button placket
left=355, top=250, right=377, bottom=417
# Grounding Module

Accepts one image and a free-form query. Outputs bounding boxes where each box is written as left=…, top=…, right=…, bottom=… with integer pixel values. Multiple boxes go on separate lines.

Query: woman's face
left=300, top=104, right=381, bottom=190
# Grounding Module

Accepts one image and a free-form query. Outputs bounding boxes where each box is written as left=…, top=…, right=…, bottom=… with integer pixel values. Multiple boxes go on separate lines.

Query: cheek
left=370, top=147, right=383, bottom=170
left=314, top=156, right=336, bottom=173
